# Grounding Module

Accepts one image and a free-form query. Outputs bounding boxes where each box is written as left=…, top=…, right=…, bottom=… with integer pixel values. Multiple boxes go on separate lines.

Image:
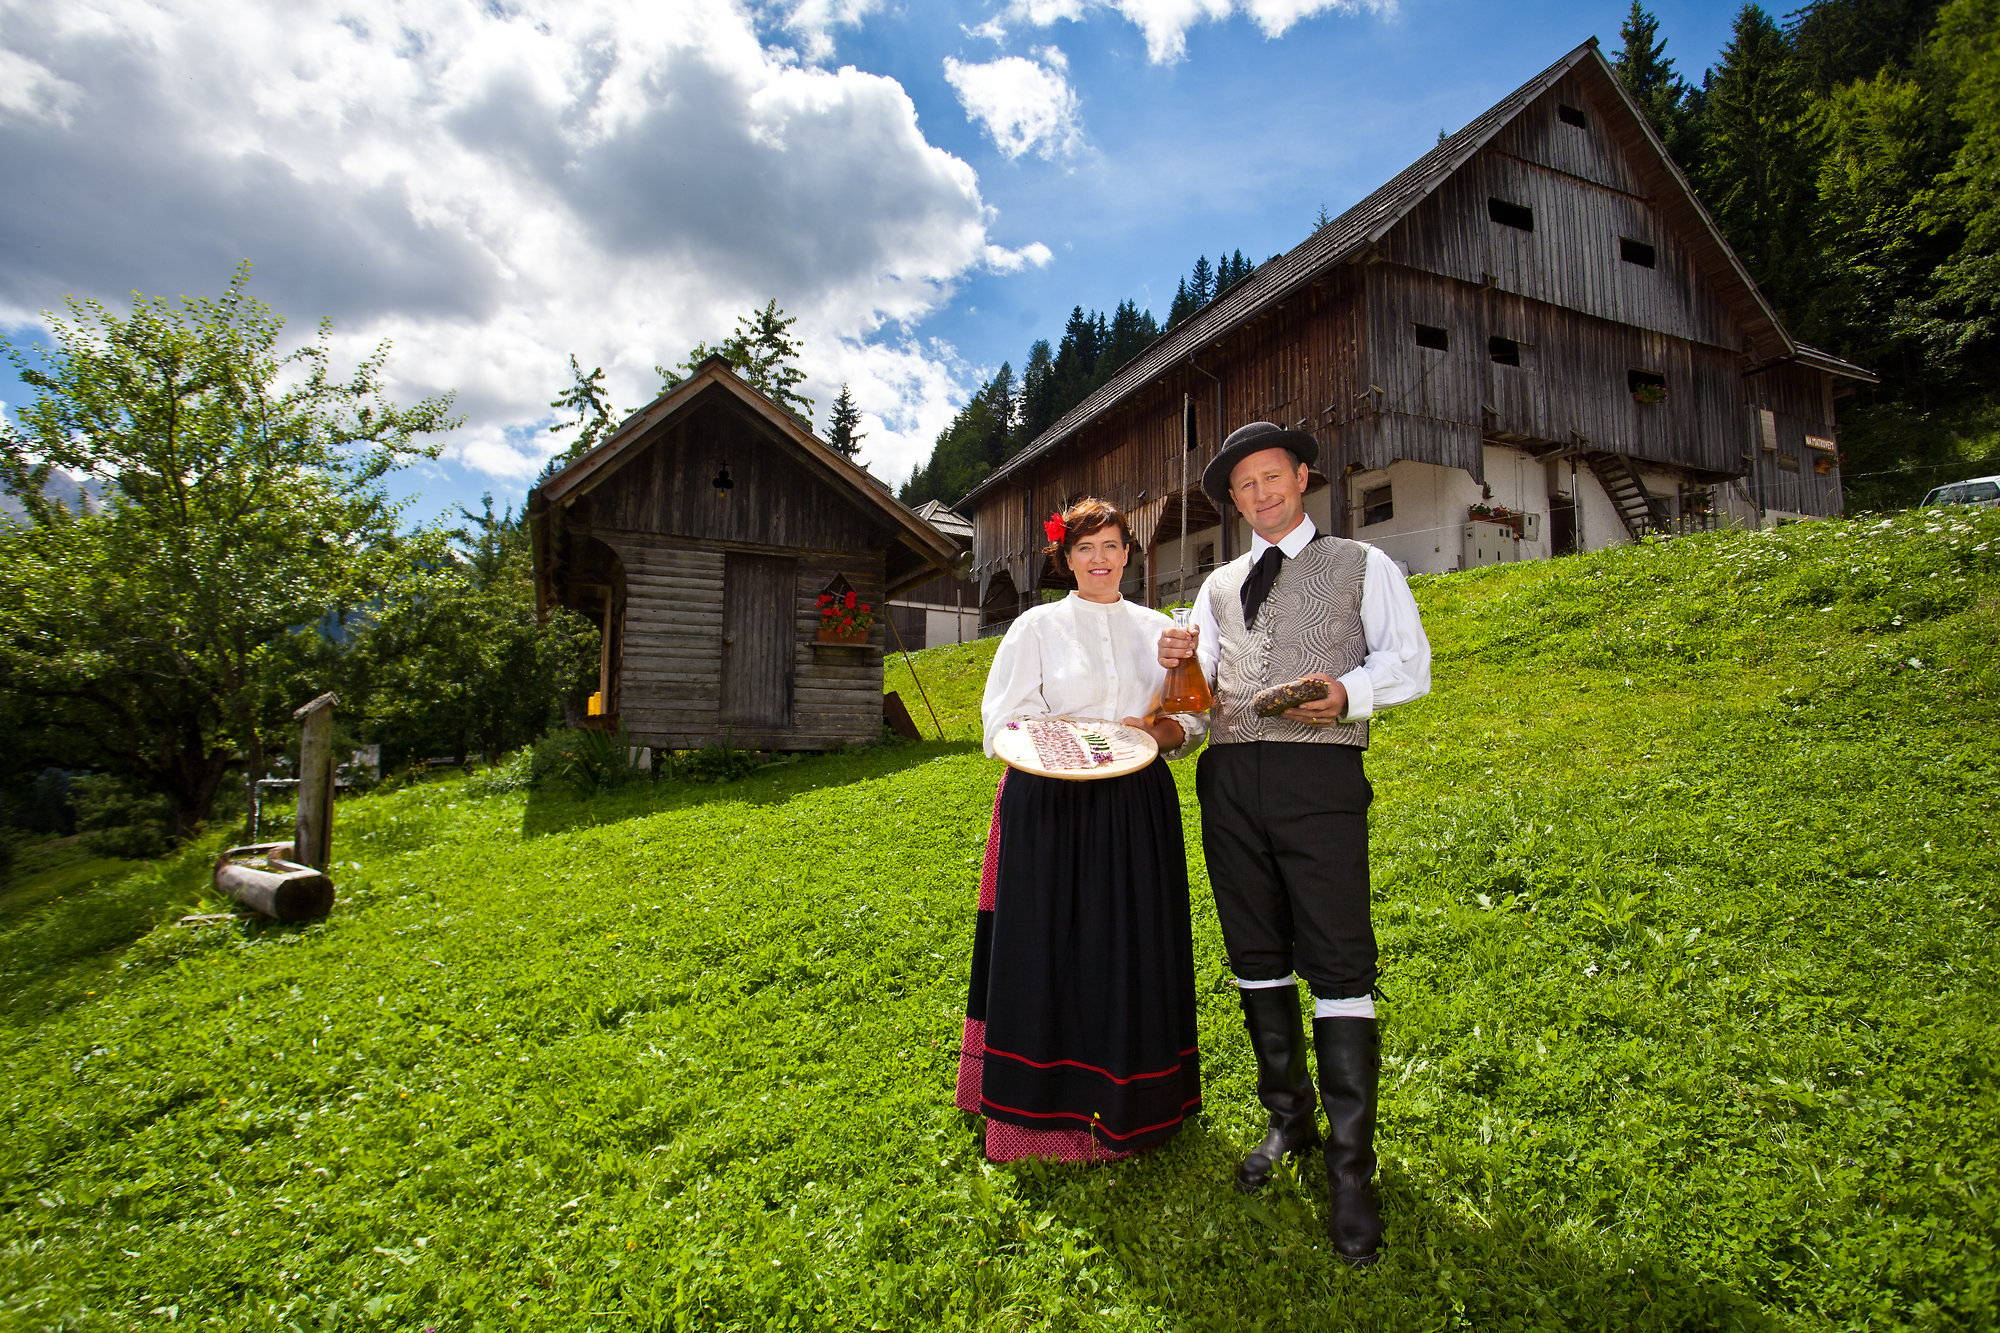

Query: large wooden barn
left=962, top=39, right=1874, bottom=631
left=529, top=357, right=958, bottom=752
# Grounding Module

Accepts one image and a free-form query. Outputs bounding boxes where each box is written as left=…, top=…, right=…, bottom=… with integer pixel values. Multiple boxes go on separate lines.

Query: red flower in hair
left=1043, top=512, right=1066, bottom=544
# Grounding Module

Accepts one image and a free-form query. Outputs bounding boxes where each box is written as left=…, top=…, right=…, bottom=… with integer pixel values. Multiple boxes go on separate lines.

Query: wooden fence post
left=292, top=692, right=338, bottom=872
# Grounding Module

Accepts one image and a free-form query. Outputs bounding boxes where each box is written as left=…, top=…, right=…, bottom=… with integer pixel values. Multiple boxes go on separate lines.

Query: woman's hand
left=1123, top=715, right=1186, bottom=750
left=1157, top=626, right=1197, bottom=670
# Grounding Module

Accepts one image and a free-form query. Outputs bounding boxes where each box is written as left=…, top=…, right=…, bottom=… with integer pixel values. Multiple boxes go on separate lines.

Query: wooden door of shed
left=722, top=553, right=796, bottom=730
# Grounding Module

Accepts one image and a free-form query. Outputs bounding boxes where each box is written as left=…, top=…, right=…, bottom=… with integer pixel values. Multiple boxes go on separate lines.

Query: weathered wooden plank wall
left=585, top=400, right=887, bottom=554
left=594, top=529, right=887, bottom=751
left=1746, top=364, right=1844, bottom=515
left=1359, top=266, right=1748, bottom=476
left=971, top=274, right=1364, bottom=596
left=1386, top=80, right=1743, bottom=352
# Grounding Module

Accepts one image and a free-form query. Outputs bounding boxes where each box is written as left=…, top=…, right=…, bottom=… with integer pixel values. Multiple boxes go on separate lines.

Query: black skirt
left=958, top=760, right=1201, bottom=1156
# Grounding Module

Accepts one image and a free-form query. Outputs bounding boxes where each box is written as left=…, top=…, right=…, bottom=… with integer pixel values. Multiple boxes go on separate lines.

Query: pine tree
left=1787, top=0, right=1945, bottom=93
left=1697, top=5, right=1822, bottom=320
left=1015, top=339, right=1058, bottom=448
left=825, top=383, right=865, bottom=459
left=1313, top=202, right=1335, bottom=230
left=1614, top=2, right=1696, bottom=163
left=1051, top=306, right=1101, bottom=417
left=981, top=364, right=1016, bottom=467
left=1188, top=255, right=1215, bottom=307
left=1166, top=277, right=1196, bottom=330
left=1102, top=301, right=1158, bottom=378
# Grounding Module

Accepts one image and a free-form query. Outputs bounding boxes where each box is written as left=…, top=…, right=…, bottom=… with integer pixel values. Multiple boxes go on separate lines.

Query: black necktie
left=1241, top=546, right=1284, bottom=628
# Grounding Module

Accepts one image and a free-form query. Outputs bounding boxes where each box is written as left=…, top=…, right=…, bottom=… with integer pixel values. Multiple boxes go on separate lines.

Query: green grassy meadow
left=4, top=508, right=1999, bottom=1331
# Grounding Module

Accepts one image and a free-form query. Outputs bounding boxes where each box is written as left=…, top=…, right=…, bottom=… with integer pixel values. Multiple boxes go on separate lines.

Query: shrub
left=528, top=726, right=645, bottom=795
left=665, top=742, right=768, bottom=784
left=70, top=775, right=174, bottom=859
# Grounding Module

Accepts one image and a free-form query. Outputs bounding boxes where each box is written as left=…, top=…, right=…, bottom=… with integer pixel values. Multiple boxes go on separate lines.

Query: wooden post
left=292, top=692, right=338, bottom=872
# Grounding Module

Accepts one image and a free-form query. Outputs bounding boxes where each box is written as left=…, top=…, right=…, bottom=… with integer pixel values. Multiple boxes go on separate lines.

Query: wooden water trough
left=212, top=692, right=339, bottom=922
left=211, top=841, right=334, bottom=922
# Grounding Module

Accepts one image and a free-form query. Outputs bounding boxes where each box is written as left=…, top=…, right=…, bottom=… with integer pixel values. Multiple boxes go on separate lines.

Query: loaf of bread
left=1250, top=677, right=1331, bottom=717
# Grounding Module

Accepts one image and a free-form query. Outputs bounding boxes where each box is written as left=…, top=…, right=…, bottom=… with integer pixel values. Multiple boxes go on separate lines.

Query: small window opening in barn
left=1361, top=485, right=1394, bottom=527
left=1620, top=237, right=1658, bottom=268
left=1488, top=335, right=1521, bottom=366
left=1488, top=198, right=1534, bottom=232
left=711, top=465, right=734, bottom=498
left=1414, top=324, right=1450, bottom=351
left=1628, top=369, right=1667, bottom=403
left=1558, top=103, right=1589, bottom=129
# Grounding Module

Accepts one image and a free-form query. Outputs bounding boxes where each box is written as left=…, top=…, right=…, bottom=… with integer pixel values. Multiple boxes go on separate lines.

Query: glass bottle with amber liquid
left=1159, top=606, right=1212, bottom=713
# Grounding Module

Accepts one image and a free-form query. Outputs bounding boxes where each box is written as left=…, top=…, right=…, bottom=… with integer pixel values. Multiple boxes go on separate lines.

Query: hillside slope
left=4, top=509, right=1998, bottom=1331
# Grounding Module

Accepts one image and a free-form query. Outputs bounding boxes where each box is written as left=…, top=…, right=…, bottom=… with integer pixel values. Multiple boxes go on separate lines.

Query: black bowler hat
left=1201, top=421, right=1318, bottom=510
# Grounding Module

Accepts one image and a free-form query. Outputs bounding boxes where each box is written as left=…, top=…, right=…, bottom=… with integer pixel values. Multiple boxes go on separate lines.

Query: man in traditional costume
left=1156, top=421, right=1431, bottom=1265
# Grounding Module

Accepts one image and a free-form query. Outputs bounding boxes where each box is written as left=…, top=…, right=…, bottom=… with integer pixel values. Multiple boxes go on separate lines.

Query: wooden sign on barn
left=528, top=356, right=958, bottom=753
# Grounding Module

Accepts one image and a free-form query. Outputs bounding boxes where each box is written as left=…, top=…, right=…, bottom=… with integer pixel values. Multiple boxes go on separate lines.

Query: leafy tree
left=0, top=265, right=458, bottom=837
left=339, top=499, right=597, bottom=767
left=546, top=354, right=617, bottom=473
left=1926, top=0, right=2000, bottom=339
left=659, top=300, right=815, bottom=422
left=825, top=383, right=866, bottom=460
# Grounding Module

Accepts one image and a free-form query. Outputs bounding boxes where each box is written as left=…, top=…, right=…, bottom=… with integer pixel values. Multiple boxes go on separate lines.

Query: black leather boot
left=1233, top=984, right=1319, bottom=1191
left=1314, top=1015, right=1383, bottom=1266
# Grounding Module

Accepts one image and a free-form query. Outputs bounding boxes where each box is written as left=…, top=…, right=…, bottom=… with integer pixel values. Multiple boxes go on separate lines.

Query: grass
left=4, top=508, right=1999, bottom=1330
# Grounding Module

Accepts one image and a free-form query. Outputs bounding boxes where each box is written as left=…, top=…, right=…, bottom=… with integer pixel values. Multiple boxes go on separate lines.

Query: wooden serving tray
left=993, top=717, right=1158, bottom=781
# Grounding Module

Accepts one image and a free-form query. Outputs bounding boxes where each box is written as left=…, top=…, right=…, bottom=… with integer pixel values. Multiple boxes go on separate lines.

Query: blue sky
left=0, top=0, right=1747, bottom=526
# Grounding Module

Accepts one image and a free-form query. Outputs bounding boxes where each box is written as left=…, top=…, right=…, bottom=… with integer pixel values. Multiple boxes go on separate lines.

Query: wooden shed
left=528, top=357, right=958, bottom=752
left=961, top=38, right=1875, bottom=632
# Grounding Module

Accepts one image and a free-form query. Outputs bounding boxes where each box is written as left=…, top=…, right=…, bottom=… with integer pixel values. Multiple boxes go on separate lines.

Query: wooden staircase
left=1586, top=452, right=1673, bottom=540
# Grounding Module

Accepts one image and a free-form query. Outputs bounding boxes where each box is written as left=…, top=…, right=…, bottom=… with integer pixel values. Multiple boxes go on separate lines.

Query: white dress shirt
left=1184, top=516, right=1431, bottom=722
left=981, top=594, right=1177, bottom=757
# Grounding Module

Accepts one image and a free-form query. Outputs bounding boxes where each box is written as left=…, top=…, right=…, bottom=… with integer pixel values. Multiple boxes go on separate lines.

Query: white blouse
left=980, top=594, right=1204, bottom=759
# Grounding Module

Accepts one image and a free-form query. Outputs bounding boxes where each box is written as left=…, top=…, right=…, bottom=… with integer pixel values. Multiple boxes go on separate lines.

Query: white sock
left=1314, top=994, right=1375, bottom=1019
left=1234, top=974, right=1297, bottom=990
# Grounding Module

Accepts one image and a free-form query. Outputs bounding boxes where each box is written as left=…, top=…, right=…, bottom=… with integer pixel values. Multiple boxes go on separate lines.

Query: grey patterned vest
left=1209, top=535, right=1371, bottom=748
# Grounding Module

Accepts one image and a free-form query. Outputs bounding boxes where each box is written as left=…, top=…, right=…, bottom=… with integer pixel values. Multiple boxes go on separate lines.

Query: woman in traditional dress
left=953, top=497, right=1205, bottom=1163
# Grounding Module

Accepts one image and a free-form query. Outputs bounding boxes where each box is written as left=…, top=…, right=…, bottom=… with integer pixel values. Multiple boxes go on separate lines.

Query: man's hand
left=1281, top=674, right=1348, bottom=725
left=1158, top=625, right=1197, bottom=670
left=1123, top=715, right=1186, bottom=750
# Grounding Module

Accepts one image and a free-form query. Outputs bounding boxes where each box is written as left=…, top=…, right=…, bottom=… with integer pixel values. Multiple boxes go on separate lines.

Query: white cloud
left=0, top=0, right=1040, bottom=488
left=0, top=47, right=81, bottom=125
left=993, top=0, right=1390, bottom=63
left=943, top=48, right=1085, bottom=160
left=983, top=241, right=1055, bottom=273
left=761, top=0, right=888, bottom=63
